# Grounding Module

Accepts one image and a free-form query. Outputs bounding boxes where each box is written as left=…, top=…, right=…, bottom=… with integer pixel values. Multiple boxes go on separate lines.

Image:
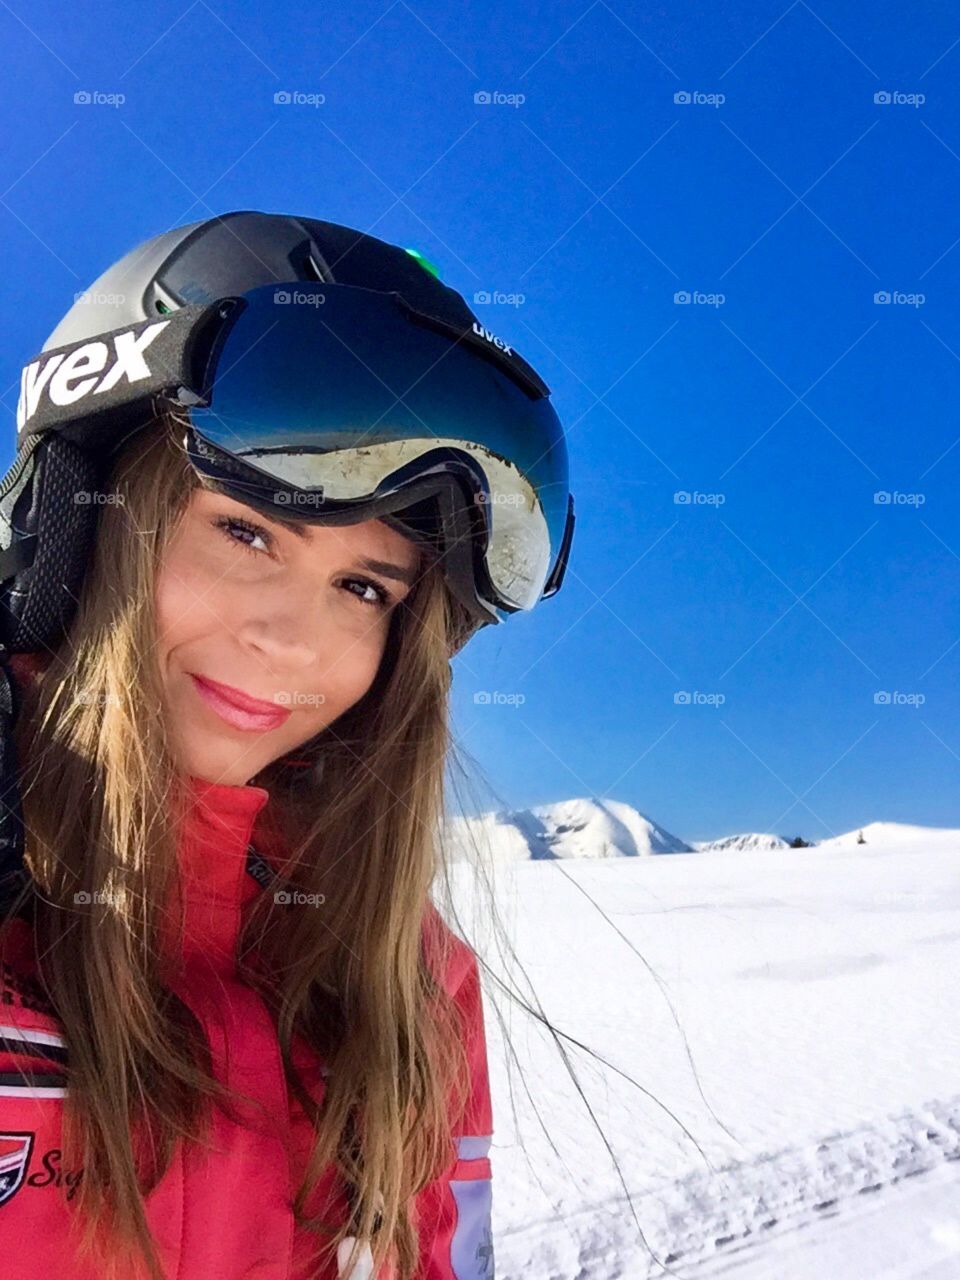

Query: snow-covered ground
left=441, top=801, right=960, bottom=1278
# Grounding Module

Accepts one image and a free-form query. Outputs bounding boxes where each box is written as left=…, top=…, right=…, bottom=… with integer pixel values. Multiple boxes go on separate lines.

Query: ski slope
left=442, top=805, right=960, bottom=1277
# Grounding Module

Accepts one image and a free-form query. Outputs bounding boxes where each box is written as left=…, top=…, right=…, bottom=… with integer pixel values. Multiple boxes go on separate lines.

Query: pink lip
left=189, top=674, right=291, bottom=733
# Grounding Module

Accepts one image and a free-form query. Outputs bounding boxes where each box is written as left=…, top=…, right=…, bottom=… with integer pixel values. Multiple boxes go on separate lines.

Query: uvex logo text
left=16, top=321, right=170, bottom=434
left=471, top=321, right=513, bottom=357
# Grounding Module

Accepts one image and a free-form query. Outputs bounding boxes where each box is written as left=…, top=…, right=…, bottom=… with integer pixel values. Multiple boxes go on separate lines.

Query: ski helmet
left=2, top=211, right=574, bottom=652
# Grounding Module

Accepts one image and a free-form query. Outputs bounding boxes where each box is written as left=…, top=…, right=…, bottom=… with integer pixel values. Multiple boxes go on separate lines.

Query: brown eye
left=341, top=577, right=391, bottom=609
left=212, top=515, right=274, bottom=556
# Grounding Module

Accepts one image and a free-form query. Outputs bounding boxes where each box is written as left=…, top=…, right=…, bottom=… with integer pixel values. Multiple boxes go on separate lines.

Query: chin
left=175, top=731, right=272, bottom=788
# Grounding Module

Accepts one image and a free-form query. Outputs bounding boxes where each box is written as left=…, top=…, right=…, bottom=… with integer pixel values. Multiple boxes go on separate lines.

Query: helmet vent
left=302, top=253, right=327, bottom=284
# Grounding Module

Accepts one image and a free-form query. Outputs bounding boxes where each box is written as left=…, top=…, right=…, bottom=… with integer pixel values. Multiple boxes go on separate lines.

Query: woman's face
left=156, top=486, right=420, bottom=786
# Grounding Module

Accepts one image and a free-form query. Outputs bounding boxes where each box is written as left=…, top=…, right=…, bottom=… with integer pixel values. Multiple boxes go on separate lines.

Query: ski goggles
left=179, top=282, right=574, bottom=624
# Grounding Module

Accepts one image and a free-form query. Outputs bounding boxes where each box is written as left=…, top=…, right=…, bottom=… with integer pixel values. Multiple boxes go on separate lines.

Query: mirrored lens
left=189, top=283, right=569, bottom=608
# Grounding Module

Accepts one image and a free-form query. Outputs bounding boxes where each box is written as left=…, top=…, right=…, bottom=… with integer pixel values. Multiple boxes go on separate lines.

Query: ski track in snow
left=688, top=1162, right=960, bottom=1279
left=497, top=1094, right=960, bottom=1277
left=656, top=1097, right=957, bottom=1277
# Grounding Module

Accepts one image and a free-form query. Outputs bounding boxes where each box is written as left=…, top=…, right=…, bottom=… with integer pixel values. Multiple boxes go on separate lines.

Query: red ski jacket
left=0, top=773, right=495, bottom=1279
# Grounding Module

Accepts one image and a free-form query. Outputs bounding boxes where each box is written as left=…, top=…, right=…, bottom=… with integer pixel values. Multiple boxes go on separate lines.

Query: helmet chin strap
left=0, top=647, right=31, bottom=922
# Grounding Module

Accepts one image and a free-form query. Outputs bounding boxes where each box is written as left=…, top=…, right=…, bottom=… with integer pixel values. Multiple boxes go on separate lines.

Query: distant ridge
left=446, top=806, right=958, bottom=861
left=693, top=832, right=791, bottom=852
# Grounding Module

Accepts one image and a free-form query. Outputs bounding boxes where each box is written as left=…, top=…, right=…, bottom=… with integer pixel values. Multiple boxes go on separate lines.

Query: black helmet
left=44, top=210, right=491, bottom=349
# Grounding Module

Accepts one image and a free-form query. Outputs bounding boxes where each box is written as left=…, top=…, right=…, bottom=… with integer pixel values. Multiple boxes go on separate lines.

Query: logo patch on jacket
left=0, top=1132, right=34, bottom=1207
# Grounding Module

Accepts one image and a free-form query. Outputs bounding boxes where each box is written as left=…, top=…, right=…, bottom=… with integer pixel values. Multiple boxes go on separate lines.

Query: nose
left=236, top=584, right=323, bottom=671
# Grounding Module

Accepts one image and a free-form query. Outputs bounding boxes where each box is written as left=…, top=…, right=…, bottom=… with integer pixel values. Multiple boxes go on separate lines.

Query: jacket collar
left=162, top=774, right=275, bottom=978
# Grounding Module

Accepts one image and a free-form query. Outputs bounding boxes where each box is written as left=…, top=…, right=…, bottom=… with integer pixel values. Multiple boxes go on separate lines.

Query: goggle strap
left=542, top=493, right=575, bottom=599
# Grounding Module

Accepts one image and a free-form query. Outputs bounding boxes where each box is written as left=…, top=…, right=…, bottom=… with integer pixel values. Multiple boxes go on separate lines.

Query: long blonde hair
left=4, top=408, right=482, bottom=1279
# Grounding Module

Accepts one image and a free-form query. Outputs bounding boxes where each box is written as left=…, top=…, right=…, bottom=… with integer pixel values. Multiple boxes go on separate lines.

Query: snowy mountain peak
left=447, top=797, right=693, bottom=861
left=522, top=798, right=693, bottom=858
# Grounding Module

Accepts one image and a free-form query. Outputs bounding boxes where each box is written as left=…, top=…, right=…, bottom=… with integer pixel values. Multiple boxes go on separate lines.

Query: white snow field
left=442, top=800, right=960, bottom=1278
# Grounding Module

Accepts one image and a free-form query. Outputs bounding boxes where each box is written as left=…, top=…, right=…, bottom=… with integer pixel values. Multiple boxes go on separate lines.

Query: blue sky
left=1, top=1, right=958, bottom=841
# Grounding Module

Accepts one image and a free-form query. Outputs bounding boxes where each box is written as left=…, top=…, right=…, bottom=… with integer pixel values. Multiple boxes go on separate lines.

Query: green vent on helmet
left=404, top=247, right=441, bottom=280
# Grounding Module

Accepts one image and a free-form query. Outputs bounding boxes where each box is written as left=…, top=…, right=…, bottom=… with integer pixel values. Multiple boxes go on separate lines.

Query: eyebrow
left=257, top=509, right=419, bottom=586
left=355, top=556, right=418, bottom=586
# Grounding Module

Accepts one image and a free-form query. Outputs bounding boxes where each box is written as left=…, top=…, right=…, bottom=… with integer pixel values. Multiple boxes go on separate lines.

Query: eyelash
left=211, top=515, right=393, bottom=609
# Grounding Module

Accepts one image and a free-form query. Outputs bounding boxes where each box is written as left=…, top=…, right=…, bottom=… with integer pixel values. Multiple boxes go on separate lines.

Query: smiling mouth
left=189, top=673, right=292, bottom=733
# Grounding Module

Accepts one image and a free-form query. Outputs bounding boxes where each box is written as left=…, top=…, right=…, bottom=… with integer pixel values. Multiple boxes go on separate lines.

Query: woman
left=0, top=213, right=575, bottom=1279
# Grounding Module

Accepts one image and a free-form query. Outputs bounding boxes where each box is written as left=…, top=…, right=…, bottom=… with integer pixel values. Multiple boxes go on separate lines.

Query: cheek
left=310, top=622, right=393, bottom=721
left=155, top=567, right=184, bottom=647
left=155, top=550, right=231, bottom=653
left=155, top=561, right=185, bottom=655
